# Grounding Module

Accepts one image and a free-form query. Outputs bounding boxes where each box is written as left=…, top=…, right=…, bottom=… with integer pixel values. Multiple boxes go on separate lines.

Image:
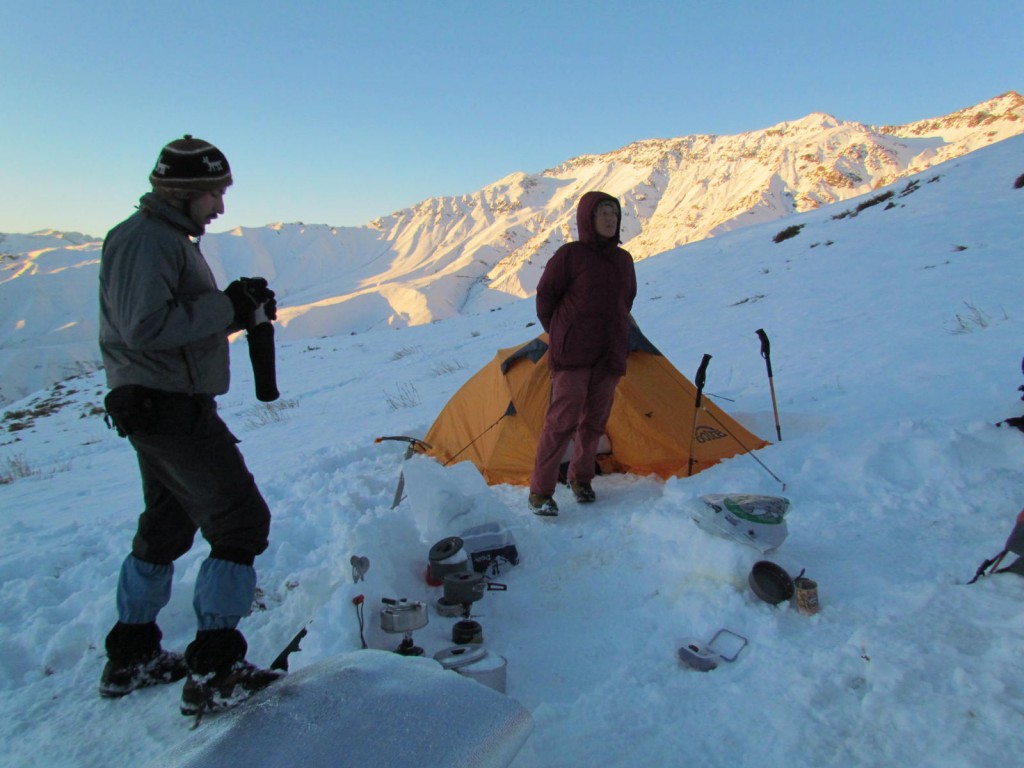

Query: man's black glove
left=262, top=295, right=278, bottom=321
left=225, top=277, right=276, bottom=326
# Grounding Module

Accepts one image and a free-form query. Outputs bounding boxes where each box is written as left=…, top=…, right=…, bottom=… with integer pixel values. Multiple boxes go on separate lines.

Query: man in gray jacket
left=98, top=135, right=281, bottom=715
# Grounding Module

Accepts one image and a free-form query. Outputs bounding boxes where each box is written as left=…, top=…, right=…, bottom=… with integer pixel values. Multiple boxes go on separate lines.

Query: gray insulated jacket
left=99, top=193, right=235, bottom=394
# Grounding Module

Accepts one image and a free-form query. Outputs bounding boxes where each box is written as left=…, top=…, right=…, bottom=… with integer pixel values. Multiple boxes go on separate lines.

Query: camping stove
left=380, top=598, right=428, bottom=656
left=442, top=571, right=507, bottom=645
left=443, top=571, right=507, bottom=618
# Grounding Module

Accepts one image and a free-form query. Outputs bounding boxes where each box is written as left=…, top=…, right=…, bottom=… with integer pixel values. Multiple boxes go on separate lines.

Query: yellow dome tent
left=420, top=323, right=770, bottom=486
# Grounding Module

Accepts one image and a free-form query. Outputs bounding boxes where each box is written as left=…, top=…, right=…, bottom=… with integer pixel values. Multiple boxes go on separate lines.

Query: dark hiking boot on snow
left=99, top=621, right=187, bottom=698
left=99, top=650, right=188, bottom=698
left=528, top=493, right=559, bottom=517
left=180, top=627, right=282, bottom=716
left=180, top=659, right=283, bottom=716
left=569, top=481, right=596, bottom=504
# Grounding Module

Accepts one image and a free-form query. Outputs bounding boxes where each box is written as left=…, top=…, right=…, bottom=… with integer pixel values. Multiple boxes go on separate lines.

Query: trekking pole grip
left=756, top=328, right=773, bottom=377
left=694, top=353, right=712, bottom=408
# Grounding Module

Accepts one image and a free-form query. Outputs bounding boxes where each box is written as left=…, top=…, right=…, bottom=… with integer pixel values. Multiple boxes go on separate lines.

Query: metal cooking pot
left=748, top=560, right=795, bottom=605
left=434, top=645, right=507, bottom=693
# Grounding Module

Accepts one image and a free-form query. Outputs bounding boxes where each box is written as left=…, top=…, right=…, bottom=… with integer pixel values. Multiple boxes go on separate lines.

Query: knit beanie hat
left=149, top=135, right=232, bottom=191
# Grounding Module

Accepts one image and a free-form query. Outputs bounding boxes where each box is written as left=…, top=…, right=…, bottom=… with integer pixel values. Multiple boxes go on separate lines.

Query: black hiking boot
left=99, top=621, right=187, bottom=698
left=180, top=659, right=283, bottom=716
left=528, top=493, right=559, bottom=517
left=180, top=628, right=283, bottom=716
left=569, top=481, right=596, bottom=504
left=99, top=650, right=188, bottom=698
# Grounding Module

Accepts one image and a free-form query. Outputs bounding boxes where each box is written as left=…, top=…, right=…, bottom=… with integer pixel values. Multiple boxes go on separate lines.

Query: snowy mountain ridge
left=0, top=91, right=1021, bottom=404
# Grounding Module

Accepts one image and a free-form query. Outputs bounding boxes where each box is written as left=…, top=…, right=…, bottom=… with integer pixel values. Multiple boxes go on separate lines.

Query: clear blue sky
left=2, top=0, right=1021, bottom=237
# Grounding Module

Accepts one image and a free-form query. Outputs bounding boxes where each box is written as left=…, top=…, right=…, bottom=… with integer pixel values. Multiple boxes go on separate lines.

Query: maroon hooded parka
left=536, top=191, right=637, bottom=375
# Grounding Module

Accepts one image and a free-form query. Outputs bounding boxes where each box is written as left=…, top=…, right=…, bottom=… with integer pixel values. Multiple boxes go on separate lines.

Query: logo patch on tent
left=695, top=426, right=727, bottom=443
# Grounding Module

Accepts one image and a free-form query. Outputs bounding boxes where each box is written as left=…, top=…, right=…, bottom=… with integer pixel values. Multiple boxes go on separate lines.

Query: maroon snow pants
left=529, top=366, right=621, bottom=497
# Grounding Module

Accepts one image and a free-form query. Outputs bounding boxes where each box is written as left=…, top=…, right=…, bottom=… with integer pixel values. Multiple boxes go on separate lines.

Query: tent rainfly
left=420, top=323, right=769, bottom=486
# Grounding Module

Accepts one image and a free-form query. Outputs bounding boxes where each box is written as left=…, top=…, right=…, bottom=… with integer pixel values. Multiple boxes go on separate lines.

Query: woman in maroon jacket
left=529, top=191, right=637, bottom=516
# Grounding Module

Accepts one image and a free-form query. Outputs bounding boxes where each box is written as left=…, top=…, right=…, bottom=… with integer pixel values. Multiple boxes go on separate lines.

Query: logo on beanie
left=149, top=135, right=233, bottom=191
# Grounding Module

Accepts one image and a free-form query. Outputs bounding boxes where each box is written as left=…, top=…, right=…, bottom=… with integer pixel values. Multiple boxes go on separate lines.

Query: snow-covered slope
left=1, top=129, right=1022, bottom=768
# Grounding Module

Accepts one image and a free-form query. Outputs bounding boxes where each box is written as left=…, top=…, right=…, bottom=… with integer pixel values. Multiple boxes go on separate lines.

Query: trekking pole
left=756, top=329, right=782, bottom=441
left=687, top=354, right=712, bottom=477
left=687, top=352, right=786, bottom=491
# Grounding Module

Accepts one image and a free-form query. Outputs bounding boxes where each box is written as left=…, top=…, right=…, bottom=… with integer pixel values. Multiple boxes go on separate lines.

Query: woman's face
left=593, top=201, right=619, bottom=239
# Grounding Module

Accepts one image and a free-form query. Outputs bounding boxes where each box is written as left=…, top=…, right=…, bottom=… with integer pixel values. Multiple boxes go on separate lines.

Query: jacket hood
left=576, top=190, right=621, bottom=245
left=138, top=192, right=205, bottom=238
